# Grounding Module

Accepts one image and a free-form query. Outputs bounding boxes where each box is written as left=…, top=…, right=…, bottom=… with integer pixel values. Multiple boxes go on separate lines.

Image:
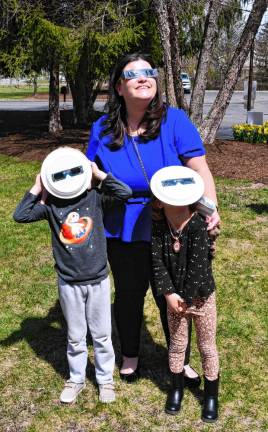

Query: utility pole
left=247, top=40, right=254, bottom=111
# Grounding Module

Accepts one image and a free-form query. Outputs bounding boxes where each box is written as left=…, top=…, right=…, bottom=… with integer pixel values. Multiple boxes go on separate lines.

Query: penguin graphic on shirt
left=59, top=211, right=93, bottom=245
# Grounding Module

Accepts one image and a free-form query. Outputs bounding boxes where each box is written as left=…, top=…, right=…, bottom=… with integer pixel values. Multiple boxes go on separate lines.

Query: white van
left=180, top=72, right=191, bottom=93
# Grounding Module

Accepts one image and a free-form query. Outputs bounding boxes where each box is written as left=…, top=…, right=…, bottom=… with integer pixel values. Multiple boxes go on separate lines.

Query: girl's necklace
left=167, top=220, right=183, bottom=253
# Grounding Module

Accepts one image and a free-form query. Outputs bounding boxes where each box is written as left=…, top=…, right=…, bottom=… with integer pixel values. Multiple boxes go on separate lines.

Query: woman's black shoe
left=183, top=367, right=201, bottom=388
left=165, top=372, right=184, bottom=415
left=119, top=364, right=140, bottom=383
left=184, top=374, right=201, bottom=388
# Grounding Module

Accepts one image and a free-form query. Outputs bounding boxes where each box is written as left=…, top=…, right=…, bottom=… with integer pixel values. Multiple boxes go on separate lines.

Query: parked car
left=180, top=72, right=191, bottom=93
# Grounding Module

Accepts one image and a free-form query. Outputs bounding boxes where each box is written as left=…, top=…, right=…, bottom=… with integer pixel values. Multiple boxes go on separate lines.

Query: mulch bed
left=0, top=110, right=267, bottom=184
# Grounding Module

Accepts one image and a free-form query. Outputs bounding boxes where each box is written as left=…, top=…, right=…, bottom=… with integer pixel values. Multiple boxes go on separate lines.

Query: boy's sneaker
left=99, top=383, right=116, bottom=403
left=59, top=380, right=86, bottom=404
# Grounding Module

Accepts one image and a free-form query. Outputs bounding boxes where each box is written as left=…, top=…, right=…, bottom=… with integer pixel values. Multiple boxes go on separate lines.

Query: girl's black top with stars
left=151, top=212, right=215, bottom=306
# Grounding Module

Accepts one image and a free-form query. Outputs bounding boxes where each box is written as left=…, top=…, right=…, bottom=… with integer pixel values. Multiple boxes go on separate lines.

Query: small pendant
left=173, top=240, right=181, bottom=252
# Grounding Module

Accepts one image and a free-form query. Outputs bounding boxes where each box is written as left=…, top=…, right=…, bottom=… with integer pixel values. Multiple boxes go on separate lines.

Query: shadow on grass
left=0, top=298, right=204, bottom=401
left=0, top=109, right=103, bottom=135
left=0, top=301, right=103, bottom=384
left=0, top=300, right=174, bottom=392
left=246, top=203, right=268, bottom=214
left=0, top=301, right=70, bottom=378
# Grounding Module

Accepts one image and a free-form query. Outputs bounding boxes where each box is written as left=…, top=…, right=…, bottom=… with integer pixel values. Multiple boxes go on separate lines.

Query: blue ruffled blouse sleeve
left=87, top=116, right=111, bottom=161
left=86, top=120, right=100, bottom=161
left=171, top=108, right=205, bottom=159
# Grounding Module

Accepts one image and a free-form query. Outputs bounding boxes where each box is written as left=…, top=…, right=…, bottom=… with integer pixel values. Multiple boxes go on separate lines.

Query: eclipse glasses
left=52, top=166, right=84, bottom=182
left=161, top=178, right=195, bottom=187
left=121, top=68, right=158, bottom=80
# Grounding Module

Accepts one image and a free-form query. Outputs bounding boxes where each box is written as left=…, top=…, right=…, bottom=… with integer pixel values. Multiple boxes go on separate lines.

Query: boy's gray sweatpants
left=58, top=276, right=115, bottom=385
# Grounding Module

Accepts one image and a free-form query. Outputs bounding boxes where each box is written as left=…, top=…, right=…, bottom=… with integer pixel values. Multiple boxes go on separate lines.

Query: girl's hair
left=101, top=52, right=166, bottom=149
left=151, top=196, right=198, bottom=220
left=151, top=196, right=165, bottom=221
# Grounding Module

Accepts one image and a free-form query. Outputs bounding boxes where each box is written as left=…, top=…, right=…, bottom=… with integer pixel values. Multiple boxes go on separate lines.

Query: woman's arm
left=183, top=155, right=217, bottom=204
left=183, top=155, right=220, bottom=230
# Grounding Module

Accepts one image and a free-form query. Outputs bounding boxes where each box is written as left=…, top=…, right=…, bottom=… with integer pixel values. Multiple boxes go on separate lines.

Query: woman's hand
left=91, top=161, right=107, bottom=182
left=185, top=156, right=220, bottom=231
left=207, top=215, right=221, bottom=258
left=165, top=293, right=187, bottom=314
left=206, top=209, right=220, bottom=231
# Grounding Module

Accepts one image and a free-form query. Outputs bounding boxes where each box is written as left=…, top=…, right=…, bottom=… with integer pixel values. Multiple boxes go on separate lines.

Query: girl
left=150, top=166, right=220, bottom=423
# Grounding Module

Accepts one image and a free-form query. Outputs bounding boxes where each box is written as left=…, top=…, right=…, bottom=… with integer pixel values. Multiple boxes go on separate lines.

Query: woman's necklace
left=167, top=220, right=183, bottom=253
left=131, top=136, right=150, bottom=187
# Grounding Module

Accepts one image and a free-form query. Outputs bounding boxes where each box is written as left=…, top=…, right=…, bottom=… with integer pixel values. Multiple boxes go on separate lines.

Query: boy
left=13, top=147, right=132, bottom=404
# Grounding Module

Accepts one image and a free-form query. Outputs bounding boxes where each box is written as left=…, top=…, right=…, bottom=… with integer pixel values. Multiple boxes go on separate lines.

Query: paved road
left=0, top=91, right=267, bottom=139
left=202, top=90, right=268, bottom=139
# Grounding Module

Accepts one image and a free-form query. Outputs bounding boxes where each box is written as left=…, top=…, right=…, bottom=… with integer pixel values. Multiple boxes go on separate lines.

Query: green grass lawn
left=0, top=84, right=49, bottom=100
left=0, top=154, right=267, bottom=431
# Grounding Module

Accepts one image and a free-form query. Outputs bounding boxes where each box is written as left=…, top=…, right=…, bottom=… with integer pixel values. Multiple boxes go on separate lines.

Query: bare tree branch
left=152, top=0, right=176, bottom=106
left=167, top=0, right=188, bottom=111
left=200, top=0, right=268, bottom=144
left=189, top=0, right=223, bottom=126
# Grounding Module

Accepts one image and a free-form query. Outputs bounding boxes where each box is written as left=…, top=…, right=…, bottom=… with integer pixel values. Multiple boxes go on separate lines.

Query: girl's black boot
left=165, top=372, right=184, bottom=415
left=201, top=376, right=219, bottom=423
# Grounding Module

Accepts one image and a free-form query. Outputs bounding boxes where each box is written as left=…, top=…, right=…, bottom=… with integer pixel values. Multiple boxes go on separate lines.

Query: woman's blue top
left=86, top=107, right=205, bottom=242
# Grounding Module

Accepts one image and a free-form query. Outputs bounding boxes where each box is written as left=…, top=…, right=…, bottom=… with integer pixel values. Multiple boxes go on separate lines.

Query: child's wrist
left=164, top=292, right=177, bottom=300
left=98, top=172, right=107, bottom=182
left=30, top=185, right=41, bottom=195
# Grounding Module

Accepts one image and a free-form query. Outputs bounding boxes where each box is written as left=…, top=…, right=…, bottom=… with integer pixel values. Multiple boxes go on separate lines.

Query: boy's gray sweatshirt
left=13, top=174, right=132, bottom=284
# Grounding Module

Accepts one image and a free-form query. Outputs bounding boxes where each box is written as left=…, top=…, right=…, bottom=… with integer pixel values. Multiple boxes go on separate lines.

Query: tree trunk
left=200, top=0, right=268, bottom=145
left=167, top=0, right=188, bottom=111
left=32, top=73, right=38, bottom=97
left=70, top=79, right=94, bottom=127
left=48, top=60, right=62, bottom=133
left=68, top=45, right=97, bottom=127
left=152, top=0, right=176, bottom=106
left=189, top=0, right=222, bottom=126
left=70, top=79, right=100, bottom=127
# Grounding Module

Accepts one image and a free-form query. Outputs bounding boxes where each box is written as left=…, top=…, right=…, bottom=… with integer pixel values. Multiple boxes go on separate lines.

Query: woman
left=86, top=52, right=220, bottom=382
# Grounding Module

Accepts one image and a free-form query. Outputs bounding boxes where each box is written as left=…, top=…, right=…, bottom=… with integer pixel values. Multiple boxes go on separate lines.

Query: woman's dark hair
left=101, top=52, right=166, bottom=148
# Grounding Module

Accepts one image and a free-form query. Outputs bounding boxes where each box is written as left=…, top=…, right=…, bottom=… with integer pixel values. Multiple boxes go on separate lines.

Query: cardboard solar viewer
left=150, top=165, right=216, bottom=216
left=41, top=147, right=92, bottom=199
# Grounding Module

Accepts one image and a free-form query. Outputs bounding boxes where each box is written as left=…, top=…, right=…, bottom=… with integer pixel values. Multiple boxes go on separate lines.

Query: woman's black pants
left=107, top=238, right=191, bottom=363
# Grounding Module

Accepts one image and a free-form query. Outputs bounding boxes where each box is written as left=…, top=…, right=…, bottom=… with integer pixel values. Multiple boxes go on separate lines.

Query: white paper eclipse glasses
left=121, top=68, right=158, bottom=80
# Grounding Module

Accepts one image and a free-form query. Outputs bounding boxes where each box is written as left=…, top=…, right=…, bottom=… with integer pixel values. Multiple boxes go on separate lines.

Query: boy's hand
left=91, top=161, right=107, bottom=182
left=165, top=293, right=187, bottom=314
left=30, top=174, right=43, bottom=196
left=40, top=188, right=48, bottom=205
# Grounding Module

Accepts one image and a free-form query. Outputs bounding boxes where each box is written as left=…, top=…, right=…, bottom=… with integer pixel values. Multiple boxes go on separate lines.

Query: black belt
left=131, top=190, right=152, bottom=198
